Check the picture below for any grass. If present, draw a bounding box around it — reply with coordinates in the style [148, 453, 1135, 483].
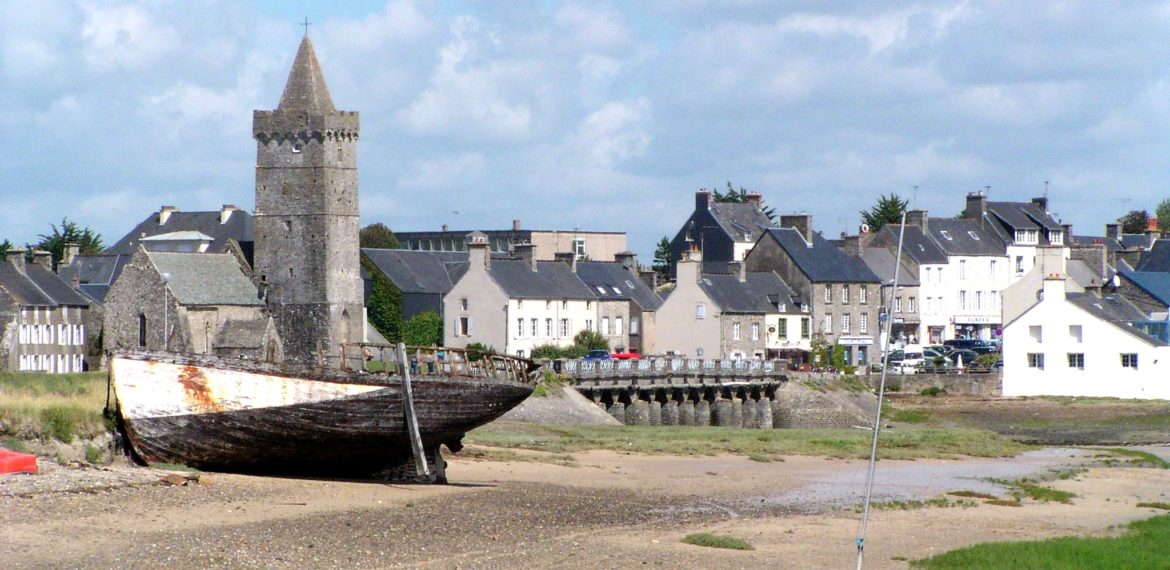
[466, 421, 1031, 461]
[1136, 502, 1170, 511]
[458, 446, 579, 467]
[681, 533, 754, 551]
[911, 514, 1170, 568]
[0, 371, 109, 442]
[888, 409, 931, 424]
[1094, 448, 1170, 469]
[1014, 483, 1076, 504]
[863, 497, 978, 511]
[948, 490, 998, 500]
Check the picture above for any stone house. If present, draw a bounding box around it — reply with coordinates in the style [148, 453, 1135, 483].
[965, 192, 1066, 282]
[853, 243, 921, 347]
[669, 190, 776, 277]
[443, 233, 597, 358]
[0, 249, 92, 373]
[397, 219, 627, 262]
[360, 249, 469, 328]
[573, 254, 663, 355]
[103, 248, 282, 361]
[744, 216, 881, 366]
[864, 213, 949, 345]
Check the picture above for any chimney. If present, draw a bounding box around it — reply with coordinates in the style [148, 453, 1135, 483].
[159, 205, 177, 225]
[1106, 223, 1120, 240]
[745, 192, 762, 208]
[676, 255, 701, 285]
[695, 190, 711, 212]
[441, 224, 448, 232]
[841, 234, 861, 256]
[1146, 217, 1161, 249]
[62, 243, 80, 268]
[554, 251, 577, 273]
[514, 242, 537, 272]
[1062, 223, 1073, 240]
[614, 251, 637, 270]
[729, 260, 746, 282]
[32, 249, 52, 271]
[466, 232, 490, 270]
[964, 192, 986, 221]
[780, 213, 813, 244]
[220, 204, 238, 224]
[905, 209, 928, 231]
[1042, 272, 1066, 304]
[1030, 196, 1049, 212]
[638, 269, 658, 290]
[512, 219, 521, 231]
[5, 247, 26, 274]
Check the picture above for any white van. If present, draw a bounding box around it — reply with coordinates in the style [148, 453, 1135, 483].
[899, 344, 925, 371]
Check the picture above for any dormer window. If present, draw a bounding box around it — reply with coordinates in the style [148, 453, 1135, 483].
[1049, 231, 1064, 245]
[1014, 229, 1039, 244]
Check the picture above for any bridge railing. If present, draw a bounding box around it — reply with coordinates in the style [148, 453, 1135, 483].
[560, 358, 787, 377]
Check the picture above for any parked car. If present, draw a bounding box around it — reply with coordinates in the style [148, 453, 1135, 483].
[583, 349, 612, 361]
[611, 352, 641, 360]
[943, 339, 997, 355]
[949, 349, 979, 367]
[924, 345, 951, 358]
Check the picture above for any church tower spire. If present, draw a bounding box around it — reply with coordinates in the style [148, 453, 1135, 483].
[252, 36, 363, 367]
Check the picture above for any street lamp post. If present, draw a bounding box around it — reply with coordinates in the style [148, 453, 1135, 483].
[161, 272, 172, 351]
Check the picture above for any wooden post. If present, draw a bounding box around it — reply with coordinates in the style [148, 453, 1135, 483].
[396, 342, 430, 478]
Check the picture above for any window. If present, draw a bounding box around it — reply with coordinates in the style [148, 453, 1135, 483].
[517, 318, 524, 337]
[1028, 353, 1044, 369]
[559, 318, 569, 337]
[733, 322, 741, 340]
[530, 318, 538, 338]
[338, 147, 343, 161]
[801, 318, 810, 338]
[138, 314, 147, 347]
[696, 302, 706, 319]
[959, 260, 967, 280]
[908, 297, 915, 313]
[959, 291, 967, 311]
[895, 297, 903, 313]
[630, 317, 639, 334]
[1015, 255, 1024, 274]
[586, 319, 594, 331]
[967, 230, 981, 241]
[545, 318, 553, 337]
[923, 267, 931, 283]
[940, 230, 953, 240]
[562, 300, 568, 310]
[823, 314, 833, 333]
[976, 291, 984, 311]
[1069, 325, 1082, 342]
[1015, 229, 1039, 244]
[859, 312, 868, 333]
[616, 317, 623, 335]
[841, 286, 850, 304]
[842, 314, 851, 334]
[1067, 353, 1084, 369]
[1050, 231, 1064, 245]
[751, 322, 760, 340]
[860, 285, 868, 304]
[573, 238, 586, 260]
[825, 286, 832, 303]
[1029, 325, 1043, 342]
[989, 260, 997, 279]
[460, 297, 469, 311]
[601, 317, 610, 335]
[777, 319, 788, 337]
[292, 143, 302, 154]
[1121, 353, 1139, 368]
[458, 317, 472, 337]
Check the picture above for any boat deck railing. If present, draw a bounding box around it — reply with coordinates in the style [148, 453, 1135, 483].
[343, 343, 536, 385]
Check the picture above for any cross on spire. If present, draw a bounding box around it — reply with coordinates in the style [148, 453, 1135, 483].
[301, 17, 311, 36]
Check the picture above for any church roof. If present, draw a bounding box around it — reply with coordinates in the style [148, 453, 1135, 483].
[278, 35, 335, 112]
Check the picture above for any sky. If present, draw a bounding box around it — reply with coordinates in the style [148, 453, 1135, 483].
[3, 1, 1169, 260]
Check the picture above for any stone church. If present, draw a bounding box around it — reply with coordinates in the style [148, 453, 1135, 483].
[104, 34, 366, 368]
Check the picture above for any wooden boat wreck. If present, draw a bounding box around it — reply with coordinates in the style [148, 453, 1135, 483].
[109, 345, 538, 481]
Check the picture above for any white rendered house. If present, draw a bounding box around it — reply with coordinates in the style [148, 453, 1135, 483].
[1002, 276, 1170, 400]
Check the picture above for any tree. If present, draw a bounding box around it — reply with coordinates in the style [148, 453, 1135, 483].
[860, 193, 909, 232]
[712, 181, 776, 220]
[572, 329, 608, 351]
[361, 256, 403, 342]
[1155, 199, 1170, 232]
[359, 222, 401, 249]
[402, 310, 443, 346]
[0, 239, 11, 258]
[1119, 210, 1151, 234]
[36, 218, 104, 269]
[652, 236, 672, 282]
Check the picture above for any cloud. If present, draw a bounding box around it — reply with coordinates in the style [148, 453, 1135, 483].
[80, 2, 177, 71]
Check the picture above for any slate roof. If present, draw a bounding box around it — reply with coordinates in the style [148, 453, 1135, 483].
[764, 228, 880, 283]
[1135, 240, 1170, 272]
[744, 271, 803, 312]
[709, 202, 775, 243]
[361, 249, 468, 295]
[278, 35, 335, 112]
[488, 259, 596, 300]
[575, 261, 662, 311]
[1066, 292, 1166, 346]
[1066, 259, 1105, 289]
[56, 254, 127, 304]
[146, 252, 262, 306]
[697, 274, 774, 313]
[860, 248, 920, 286]
[1121, 271, 1170, 307]
[926, 218, 1006, 256]
[215, 320, 270, 349]
[106, 210, 253, 256]
[0, 262, 91, 307]
[880, 225, 949, 265]
[987, 201, 1063, 231]
[1119, 234, 1148, 249]
[1070, 234, 1123, 252]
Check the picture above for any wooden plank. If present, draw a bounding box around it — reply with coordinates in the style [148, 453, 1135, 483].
[397, 342, 430, 478]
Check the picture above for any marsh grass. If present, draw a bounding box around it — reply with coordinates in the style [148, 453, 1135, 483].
[1095, 448, 1170, 469]
[912, 514, 1170, 569]
[681, 533, 754, 550]
[1014, 483, 1076, 504]
[1136, 502, 1170, 511]
[466, 421, 1030, 461]
[863, 497, 978, 511]
[948, 490, 998, 500]
[0, 371, 108, 442]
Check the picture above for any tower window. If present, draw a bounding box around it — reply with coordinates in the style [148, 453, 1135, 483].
[292, 143, 302, 154]
[289, 267, 294, 277]
[338, 147, 343, 161]
[284, 220, 292, 231]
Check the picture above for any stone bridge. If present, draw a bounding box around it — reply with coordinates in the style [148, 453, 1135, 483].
[557, 359, 797, 429]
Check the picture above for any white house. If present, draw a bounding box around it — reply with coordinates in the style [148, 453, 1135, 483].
[1003, 276, 1170, 400]
[925, 217, 1011, 342]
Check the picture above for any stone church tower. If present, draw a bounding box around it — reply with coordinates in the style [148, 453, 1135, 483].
[252, 35, 363, 366]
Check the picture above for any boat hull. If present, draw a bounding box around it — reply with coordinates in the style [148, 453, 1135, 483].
[111, 353, 533, 477]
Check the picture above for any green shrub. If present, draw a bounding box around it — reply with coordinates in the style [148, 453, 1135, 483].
[465, 343, 496, 362]
[530, 344, 566, 359]
[402, 310, 443, 346]
[85, 444, 104, 464]
[682, 533, 754, 550]
[919, 386, 947, 397]
[40, 405, 85, 442]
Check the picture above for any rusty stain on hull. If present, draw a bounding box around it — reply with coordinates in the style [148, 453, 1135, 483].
[177, 365, 224, 414]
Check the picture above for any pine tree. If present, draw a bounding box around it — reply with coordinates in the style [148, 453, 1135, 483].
[36, 218, 104, 269]
[1118, 210, 1150, 234]
[860, 193, 909, 231]
[652, 236, 672, 282]
[1155, 199, 1170, 232]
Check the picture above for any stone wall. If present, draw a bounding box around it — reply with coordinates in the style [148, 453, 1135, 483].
[867, 371, 1002, 397]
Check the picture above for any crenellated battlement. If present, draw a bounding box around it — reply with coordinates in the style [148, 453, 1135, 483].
[254, 129, 359, 146]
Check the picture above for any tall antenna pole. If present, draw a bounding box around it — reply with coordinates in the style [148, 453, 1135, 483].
[855, 211, 907, 569]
